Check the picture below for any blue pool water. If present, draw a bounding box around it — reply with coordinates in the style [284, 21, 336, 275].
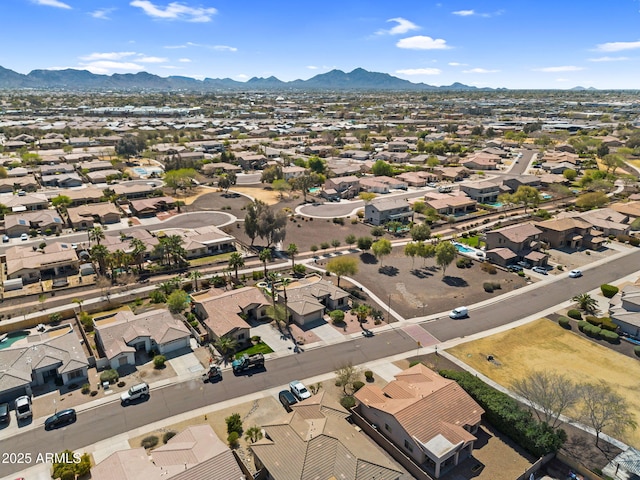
[0, 330, 29, 350]
[486, 202, 503, 208]
[454, 243, 474, 253]
[308, 187, 321, 193]
[542, 194, 552, 200]
[133, 166, 164, 177]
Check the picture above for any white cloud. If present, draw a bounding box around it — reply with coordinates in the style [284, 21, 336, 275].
[178, 58, 191, 62]
[448, 62, 467, 66]
[396, 68, 441, 75]
[396, 36, 450, 50]
[137, 56, 168, 63]
[588, 56, 629, 62]
[160, 65, 181, 69]
[452, 9, 503, 18]
[32, 0, 71, 8]
[534, 66, 584, 72]
[80, 52, 137, 61]
[164, 42, 237, 52]
[555, 78, 570, 82]
[236, 74, 249, 80]
[595, 40, 640, 52]
[130, 0, 217, 22]
[462, 68, 499, 73]
[306, 65, 318, 70]
[90, 8, 115, 19]
[452, 10, 475, 16]
[377, 17, 419, 35]
[211, 45, 237, 52]
[79, 60, 145, 74]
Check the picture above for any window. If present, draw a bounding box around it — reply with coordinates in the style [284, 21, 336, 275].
[238, 333, 245, 340]
[404, 439, 413, 452]
[384, 423, 391, 432]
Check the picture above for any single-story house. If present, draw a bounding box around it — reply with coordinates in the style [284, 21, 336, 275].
[5, 210, 64, 236]
[129, 196, 176, 217]
[66, 202, 122, 229]
[283, 279, 350, 326]
[609, 285, 640, 337]
[4, 242, 80, 283]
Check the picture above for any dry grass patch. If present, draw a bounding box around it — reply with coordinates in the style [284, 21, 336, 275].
[447, 318, 640, 447]
[230, 186, 281, 205]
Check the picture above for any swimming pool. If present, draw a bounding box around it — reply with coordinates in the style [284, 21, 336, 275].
[453, 243, 474, 253]
[0, 330, 29, 350]
[133, 166, 164, 177]
[308, 187, 321, 193]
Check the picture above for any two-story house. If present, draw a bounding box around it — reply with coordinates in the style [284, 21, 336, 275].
[365, 198, 413, 226]
[460, 181, 501, 204]
[484, 223, 547, 267]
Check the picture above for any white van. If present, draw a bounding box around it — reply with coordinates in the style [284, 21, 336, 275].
[15, 395, 32, 420]
[449, 307, 469, 319]
[120, 383, 149, 404]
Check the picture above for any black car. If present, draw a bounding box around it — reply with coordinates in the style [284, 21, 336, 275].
[0, 402, 9, 424]
[278, 390, 298, 412]
[44, 409, 76, 430]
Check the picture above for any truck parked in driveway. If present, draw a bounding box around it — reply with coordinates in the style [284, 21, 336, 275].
[232, 353, 265, 374]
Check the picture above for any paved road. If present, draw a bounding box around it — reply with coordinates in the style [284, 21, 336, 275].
[2, 248, 639, 477]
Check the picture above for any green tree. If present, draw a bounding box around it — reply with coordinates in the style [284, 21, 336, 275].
[371, 159, 394, 177]
[164, 168, 196, 194]
[326, 256, 359, 287]
[259, 248, 272, 278]
[345, 234, 356, 247]
[272, 179, 291, 199]
[266, 303, 289, 330]
[291, 172, 321, 202]
[218, 172, 237, 193]
[260, 165, 282, 183]
[167, 289, 189, 313]
[357, 236, 373, 251]
[562, 169, 577, 181]
[358, 192, 377, 203]
[228, 252, 245, 281]
[188, 270, 202, 291]
[371, 225, 386, 237]
[571, 292, 598, 314]
[331, 239, 341, 251]
[335, 363, 361, 395]
[410, 223, 431, 241]
[575, 191, 608, 209]
[372, 238, 392, 267]
[215, 336, 238, 360]
[435, 241, 457, 277]
[244, 200, 263, 246]
[130, 237, 147, 273]
[51, 195, 72, 212]
[115, 134, 146, 159]
[286, 243, 299, 268]
[308, 156, 326, 174]
[88, 226, 105, 245]
[512, 185, 542, 213]
[244, 425, 263, 443]
[602, 154, 624, 174]
[90, 244, 110, 275]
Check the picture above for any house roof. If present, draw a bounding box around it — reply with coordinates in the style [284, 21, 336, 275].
[491, 223, 542, 244]
[368, 198, 411, 213]
[195, 286, 267, 337]
[536, 217, 592, 232]
[6, 243, 79, 277]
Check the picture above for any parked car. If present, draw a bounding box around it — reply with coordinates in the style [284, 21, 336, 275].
[20, 233, 28, 241]
[2, 235, 9, 243]
[44, 409, 76, 430]
[507, 264, 523, 272]
[449, 306, 469, 319]
[0, 402, 9, 424]
[278, 390, 298, 412]
[517, 261, 532, 269]
[120, 383, 149, 405]
[14, 396, 32, 420]
[569, 269, 583, 278]
[289, 380, 311, 401]
[532, 266, 548, 275]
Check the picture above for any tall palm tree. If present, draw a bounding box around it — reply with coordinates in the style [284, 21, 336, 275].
[286, 243, 299, 268]
[353, 304, 372, 325]
[130, 238, 147, 273]
[188, 270, 202, 291]
[259, 248, 272, 279]
[571, 293, 598, 314]
[228, 252, 245, 281]
[88, 226, 105, 245]
[90, 244, 110, 276]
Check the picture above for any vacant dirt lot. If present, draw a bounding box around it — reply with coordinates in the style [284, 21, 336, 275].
[447, 318, 640, 449]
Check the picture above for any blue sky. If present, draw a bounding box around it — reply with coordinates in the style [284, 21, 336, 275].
[2, 0, 640, 89]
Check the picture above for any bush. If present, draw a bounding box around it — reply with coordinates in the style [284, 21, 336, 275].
[600, 284, 619, 298]
[584, 324, 602, 338]
[117, 381, 126, 388]
[141, 435, 159, 449]
[227, 431, 240, 448]
[585, 316, 602, 326]
[480, 262, 497, 274]
[634, 346, 640, 357]
[330, 310, 345, 325]
[293, 263, 306, 275]
[149, 290, 167, 304]
[81, 383, 91, 394]
[456, 258, 472, 268]
[90, 390, 98, 396]
[483, 282, 494, 293]
[252, 270, 262, 281]
[600, 318, 618, 331]
[364, 370, 374, 382]
[226, 413, 243, 435]
[599, 330, 619, 342]
[518, 270, 526, 277]
[352, 381, 365, 392]
[333, 217, 345, 225]
[440, 370, 566, 457]
[100, 369, 119, 384]
[251, 335, 261, 343]
[630, 237, 640, 247]
[340, 396, 356, 409]
[163, 431, 177, 444]
[558, 317, 570, 328]
[153, 355, 166, 369]
[577, 320, 589, 332]
[567, 309, 582, 320]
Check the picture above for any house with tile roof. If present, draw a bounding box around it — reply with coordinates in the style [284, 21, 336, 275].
[251, 391, 403, 480]
[91, 424, 246, 480]
[66, 202, 122, 229]
[282, 278, 350, 326]
[484, 223, 548, 267]
[4, 242, 79, 283]
[609, 285, 640, 337]
[365, 198, 413, 226]
[94, 308, 191, 369]
[536, 217, 606, 250]
[0, 325, 89, 404]
[354, 364, 484, 478]
[5, 209, 65, 236]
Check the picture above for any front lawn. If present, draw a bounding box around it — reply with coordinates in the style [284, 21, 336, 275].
[458, 235, 481, 247]
[234, 341, 274, 359]
[189, 252, 235, 267]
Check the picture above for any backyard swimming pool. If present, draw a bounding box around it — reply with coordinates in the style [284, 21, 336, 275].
[0, 330, 29, 350]
[453, 242, 474, 253]
[133, 166, 164, 177]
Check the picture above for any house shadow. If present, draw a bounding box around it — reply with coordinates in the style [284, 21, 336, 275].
[442, 276, 469, 287]
[360, 252, 377, 264]
[378, 265, 399, 276]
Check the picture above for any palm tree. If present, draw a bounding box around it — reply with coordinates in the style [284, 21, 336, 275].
[130, 238, 147, 273]
[352, 304, 372, 325]
[259, 248, 272, 279]
[571, 293, 598, 314]
[90, 244, 110, 276]
[188, 270, 202, 291]
[286, 243, 299, 268]
[244, 425, 263, 443]
[88, 226, 105, 245]
[228, 252, 245, 281]
[214, 335, 238, 362]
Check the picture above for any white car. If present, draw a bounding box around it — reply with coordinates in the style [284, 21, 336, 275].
[289, 381, 311, 401]
[120, 382, 149, 404]
[20, 233, 29, 241]
[569, 269, 582, 278]
[449, 307, 469, 319]
[15, 395, 32, 420]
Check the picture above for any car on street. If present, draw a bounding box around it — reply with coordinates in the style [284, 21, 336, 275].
[449, 306, 469, 319]
[2, 235, 9, 243]
[120, 382, 149, 405]
[532, 266, 548, 275]
[44, 409, 76, 430]
[278, 390, 298, 412]
[569, 269, 583, 278]
[20, 233, 28, 241]
[289, 380, 311, 401]
[0, 402, 9, 425]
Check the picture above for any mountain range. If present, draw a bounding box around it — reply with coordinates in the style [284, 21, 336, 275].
[0, 66, 486, 92]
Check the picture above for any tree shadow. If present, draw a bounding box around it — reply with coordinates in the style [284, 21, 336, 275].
[410, 267, 434, 279]
[360, 252, 378, 264]
[378, 265, 399, 276]
[442, 276, 469, 287]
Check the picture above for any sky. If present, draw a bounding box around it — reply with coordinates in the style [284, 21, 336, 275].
[2, 0, 640, 89]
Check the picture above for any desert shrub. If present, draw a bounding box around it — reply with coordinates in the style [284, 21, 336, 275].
[333, 217, 345, 225]
[600, 284, 619, 298]
[480, 262, 497, 274]
[340, 396, 356, 409]
[577, 320, 589, 332]
[518, 270, 526, 277]
[227, 431, 240, 448]
[616, 234, 631, 243]
[634, 346, 640, 357]
[409, 360, 423, 367]
[251, 335, 261, 343]
[599, 330, 619, 342]
[585, 316, 602, 326]
[149, 290, 166, 303]
[584, 324, 602, 338]
[351, 218, 358, 224]
[330, 310, 345, 325]
[81, 383, 91, 394]
[100, 369, 119, 384]
[163, 431, 177, 444]
[567, 309, 582, 320]
[153, 355, 166, 369]
[117, 381, 126, 388]
[456, 258, 472, 268]
[558, 317, 570, 328]
[226, 413, 243, 435]
[483, 282, 494, 293]
[630, 237, 640, 247]
[293, 263, 306, 275]
[600, 318, 618, 331]
[556, 265, 564, 271]
[79, 312, 94, 332]
[252, 271, 262, 281]
[141, 435, 159, 449]
[491, 281, 501, 290]
[352, 381, 365, 392]
[364, 370, 374, 381]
